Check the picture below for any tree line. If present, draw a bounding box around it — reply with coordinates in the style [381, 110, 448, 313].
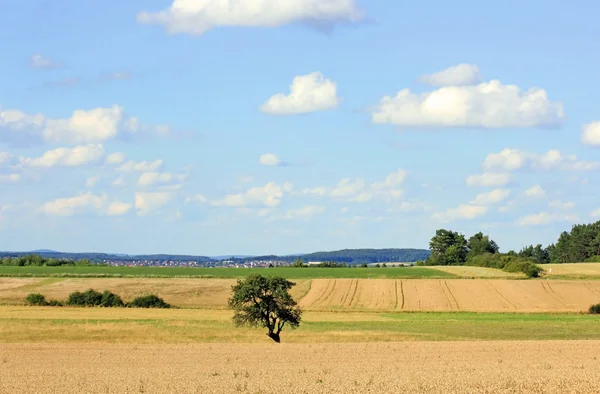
[1, 254, 92, 267]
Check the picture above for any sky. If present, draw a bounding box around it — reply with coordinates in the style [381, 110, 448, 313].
[1, 0, 600, 256]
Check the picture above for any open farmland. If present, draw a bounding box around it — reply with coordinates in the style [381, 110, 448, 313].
[544, 263, 600, 279]
[299, 279, 600, 312]
[1, 341, 600, 393]
[3, 277, 600, 312]
[421, 265, 526, 278]
[0, 266, 454, 279]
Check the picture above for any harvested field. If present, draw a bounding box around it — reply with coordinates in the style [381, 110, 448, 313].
[545, 263, 600, 278]
[0, 277, 311, 308]
[2, 306, 599, 343]
[422, 265, 525, 278]
[299, 279, 600, 312]
[1, 341, 599, 393]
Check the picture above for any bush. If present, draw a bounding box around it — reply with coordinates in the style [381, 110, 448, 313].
[47, 299, 63, 307]
[66, 289, 123, 307]
[128, 294, 170, 308]
[503, 260, 543, 278]
[589, 303, 600, 314]
[26, 293, 48, 306]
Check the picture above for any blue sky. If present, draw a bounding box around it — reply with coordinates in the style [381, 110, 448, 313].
[1, 0, 600, 255]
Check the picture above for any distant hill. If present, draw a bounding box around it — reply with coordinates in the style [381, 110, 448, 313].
[0, 248, 430, 264]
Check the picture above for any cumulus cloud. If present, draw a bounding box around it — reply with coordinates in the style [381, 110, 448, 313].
[20, 144, 105, 167]
[135, 192, 172, 215]
[581, 122, 600, 146]
[303, 169, 407, 203]
[483, 148, 600, 172]
[465, 172, 512, 187]
[106, 201, 132, 216]
[137, 172, 186, 187]
[86, 176, 100, 188]
[117, 159, 163, 172]
[0, 105, 171, 146]
[516, 212, 578, 226]
[548, 200, 576, 210]
[42, 192, 106, 216]
[261, 72, 340, 115]
[259, 153, 281, 166]
[0, 174, 20, 183]
[592, 209, 600, 218]
[137, 0, 364, 36]
[524, 185, 546, 198]
[211, 181, 293, 208]
[370, 77, 564, 128]
[432, 204, 488, 222]
[470, 189, 510, 205]
[105, 152, 126, 165]
[30, 53, 60, 69]
[271, 205, 326, 220]
[418, 64, 481, 87]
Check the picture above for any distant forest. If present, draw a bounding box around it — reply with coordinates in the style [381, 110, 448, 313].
[0, 248, 430, 264]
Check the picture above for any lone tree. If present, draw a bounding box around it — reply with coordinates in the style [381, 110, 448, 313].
[228, 274, 302, 343]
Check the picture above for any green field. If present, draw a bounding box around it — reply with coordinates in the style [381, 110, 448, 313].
[0, 266, 455, 279]
[0, 306, 598, 343]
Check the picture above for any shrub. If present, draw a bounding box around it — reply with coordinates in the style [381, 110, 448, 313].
[26, 293, 48, 306]
[503, 260, 543, 278]
[382, 263, 387, 268]
[100, 290, 124, 307]
[47, 299, 63, 307]
[589, 303, 600, 314]
[360, 263, 368, 268]
[66, 289, 123, 307]
[128, 294, 170, 308]
[374, 263, 380, 268]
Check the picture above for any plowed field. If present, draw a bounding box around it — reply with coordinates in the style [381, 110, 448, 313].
[299, 279, 600, 312]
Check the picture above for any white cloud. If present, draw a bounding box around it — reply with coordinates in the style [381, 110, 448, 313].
[117, 159, 163, 172]
[432, 204, 488, 222]
[134, 192, 172, 215]
[582, 122, 600, 146]
[470, 189, 510, 205]
[516, 212, 578, 226]
[211, 181, 293, 208]
[30, 54, 60, 69]
[0, 105, 170, 145]
[105, 152, 126, 165]
[86, 176, 100, 188]
[465, 172, 511, 187]
[418, 64, 481, 87]
[0, 174, 20, 183]
[259, 153, 281, 166]
[137, 172, 186, 187]
[303, 169, 406, 203]
[20, 144, 105, 167]
[106, 201, 132, 216]
[591, 209, 600, 218]
[137, 0, 364, 36]
[370, 79, 564, 128]
[273, 205, 326, 220]
[261, 72, 340, 115]
[548, 200, 576, 210]
[483, 148, 600, 172]
[524, 185, 546, 198]
[112, 176, 125, 187]
[0, 152, 12, 165]
[42, 192, 106, 216]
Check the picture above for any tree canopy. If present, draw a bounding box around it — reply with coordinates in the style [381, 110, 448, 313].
[228, 274, 302, 343]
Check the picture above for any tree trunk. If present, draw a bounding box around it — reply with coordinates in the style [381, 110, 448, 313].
[267, 331, 281, 343]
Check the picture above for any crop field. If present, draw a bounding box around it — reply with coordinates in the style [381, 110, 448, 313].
[3, 277, 600, 312]
[1, 341, 599, 393]
[544, 263, 600, 278]
[421, 265, 526, 278]
[1, 306, 600, 343]
[0, 265, 455, 279]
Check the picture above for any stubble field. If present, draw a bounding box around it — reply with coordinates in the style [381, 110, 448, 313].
[1, 341, 599, 393]
[3, 277, 600, 312]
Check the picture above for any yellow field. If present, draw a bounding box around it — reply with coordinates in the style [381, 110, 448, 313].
[2, 277, 600, 312]
[299, 279, 600, 312]
[0, 277, 311, 308]
[1, 341, 599, 393]
[422, 265, 525, 278]
[545, 263, 600, 277]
